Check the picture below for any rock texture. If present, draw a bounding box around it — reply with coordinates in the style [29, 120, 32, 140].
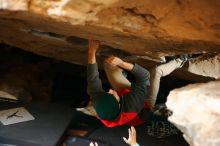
[166, 81, 220, 146]
[0, 47, 54, 102]
[0, 1, 220, 145]
[0, 61, 53, 102]
[0, 0, 220, 66]
[188, 54, 220, 79]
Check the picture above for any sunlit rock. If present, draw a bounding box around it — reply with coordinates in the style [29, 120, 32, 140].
[0, 0, 220, 81]
[0, 0, 220, 65]
[188, 54, 220, 79]
[166, 81, 220, 146]
[0, 0, 28, 10]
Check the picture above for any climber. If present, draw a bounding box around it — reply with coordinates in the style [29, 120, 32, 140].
[87, 40, 187, 127]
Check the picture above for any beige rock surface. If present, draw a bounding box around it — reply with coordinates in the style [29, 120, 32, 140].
[0, 91, 17, 100]
[166, 80, 220, 146]
[188, 54, 220, 79]
[0, 0, 220, 65]
[0, 1, 220, 145]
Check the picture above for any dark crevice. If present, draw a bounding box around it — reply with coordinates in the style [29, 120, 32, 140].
[20, 29, 88, 45]
[98, 45, 133, 59]
[20, 29, 66, 41]
[124, 7, 158, 25]
[19, 29, 139, 58]
[122, 7, 168, 39]
[176, 0, 182, 5]
[0, 43, 90, 105]
[66, 36, 88, 45]
[125, 8, 146, 19]
[210, 23, 220, 30]
[176, 0, 189, 5]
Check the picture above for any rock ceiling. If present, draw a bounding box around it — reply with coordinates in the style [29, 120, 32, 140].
[0, 1, 220, 146]
[0, 0, 220, 80]
[0, 0, 220, 66]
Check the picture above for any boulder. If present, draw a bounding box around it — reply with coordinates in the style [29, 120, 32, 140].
[0, 0, 220, 65]
[166, 80, 220, 146]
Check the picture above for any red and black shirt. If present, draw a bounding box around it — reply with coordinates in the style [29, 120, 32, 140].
[87, 63, 150, 127]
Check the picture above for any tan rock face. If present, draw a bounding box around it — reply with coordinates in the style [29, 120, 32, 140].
[188, 54, 220, 79]
[0, 0, 220, 65]
[0, 1, 220, 145]
[166, 81, 220, 146]
[0, 0, 29, 11]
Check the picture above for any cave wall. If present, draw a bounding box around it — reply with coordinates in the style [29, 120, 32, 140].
[0, 0, 220, 66]
[0, 1, 220, 146]
[167, 80, 220, 146]
[0, 44, 90, 104]
[0, 45, 54, 102]
[0, 0, 219, 97]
